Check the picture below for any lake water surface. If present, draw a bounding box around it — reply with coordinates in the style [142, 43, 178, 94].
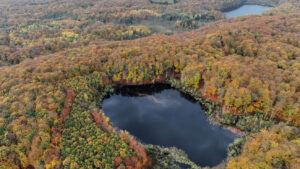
[102, 87, 238, 167]
[225, 5, 273, 18]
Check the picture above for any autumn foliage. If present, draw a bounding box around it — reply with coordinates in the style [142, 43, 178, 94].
[0, 0, 299, 168]
[227, 124, 300, 169]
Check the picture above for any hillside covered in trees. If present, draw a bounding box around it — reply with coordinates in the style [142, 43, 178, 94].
[0, 0, 299, 169]
[1, 0, 297, 66]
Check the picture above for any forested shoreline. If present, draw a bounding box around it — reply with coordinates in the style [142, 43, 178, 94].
[1, 0, 297, 66]
[0, 0, 299, 168]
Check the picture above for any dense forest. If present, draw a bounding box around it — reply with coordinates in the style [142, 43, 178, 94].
[0, 0, 299, 168]
[1, 0, 291, 66]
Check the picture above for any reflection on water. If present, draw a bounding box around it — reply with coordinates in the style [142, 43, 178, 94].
[225, 5, 273, 18]
[102, 88, 238, 167]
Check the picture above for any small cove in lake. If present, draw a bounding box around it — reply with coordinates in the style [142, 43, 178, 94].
[225, 5, 273, 18]
[102, 85, 238, 167]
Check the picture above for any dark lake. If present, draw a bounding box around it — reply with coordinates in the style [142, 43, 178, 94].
[225, 5, 273, 18]
[102, 86, 238, 167]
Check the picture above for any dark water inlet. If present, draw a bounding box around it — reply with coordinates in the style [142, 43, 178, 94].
[102, 85, 238, 167]
[225, 5, 273, 18]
